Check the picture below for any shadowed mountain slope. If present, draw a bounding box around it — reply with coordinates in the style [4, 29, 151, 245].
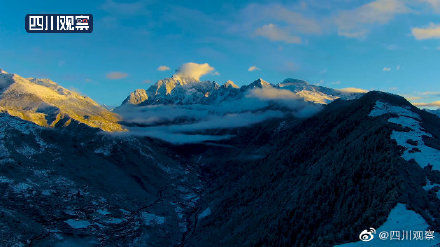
[185, 91, 440, 246]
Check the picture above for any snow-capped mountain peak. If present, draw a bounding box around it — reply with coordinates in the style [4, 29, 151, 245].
[138, 76, 220, 105]
[248, 78, 272, 88]
[171, 74, 200, 84]
[121, 76, 366, 107]
[223, 80, 239, 89]
[0, 70, 124, 132]
[147, 75, 205, 97]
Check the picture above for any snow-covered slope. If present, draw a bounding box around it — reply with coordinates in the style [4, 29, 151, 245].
[0, 69, 124, 132]
[278, 78, 365, 104]
[370, 100, 440, 170]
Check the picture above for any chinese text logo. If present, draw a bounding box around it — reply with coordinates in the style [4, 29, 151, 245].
[359, 228, 435, 242]
[25, 14, 93, 33]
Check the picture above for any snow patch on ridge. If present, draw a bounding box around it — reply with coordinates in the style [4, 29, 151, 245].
[369, 101, 440, 170]
[198, 207, 211, 219]
[64, 219, 91, 229]
[369, 101, 419, 119]
[423, 180, 440, 191]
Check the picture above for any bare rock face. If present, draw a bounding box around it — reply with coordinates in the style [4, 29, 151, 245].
[123, 89, 149, 105]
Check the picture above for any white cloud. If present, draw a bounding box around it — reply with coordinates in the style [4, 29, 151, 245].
[173, 62, 215, 81]
[124, 128, 232, 144]
[421, 91, 440, 96]
[262, 5, 322, 34]
[336, 88, 369, 93]
[101, 0, 148, 15]
[116, 102, 281, 144]
[171, 111, 284, 132]
[396, 65, 400, 70]
[248, 87, 299, 100]
[116, 88, 322, 143]
[255, 24, 302, 44]
[157, 65, 170, 71]
[418, 0, 440, 12]
[404, 95, 422, 101]
[414, 101, 440, 107]
[383, 67, 392, 72]
[106, 71, 128, 80]
[248, 66, 261, 72]
[233, 1, 419, 41]
[404, 91, 440, 107]
[412, 23, 440, 40]
[246, 87, 322, 116]
[334, 0, 409, 38]
[239, 4, 323, 35]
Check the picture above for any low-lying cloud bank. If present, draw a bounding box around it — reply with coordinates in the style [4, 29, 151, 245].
[246, 87, 322, 117]
[117, 88, 322, 144]
[336, 88, 368, 93]
[414, 101, 440, 108]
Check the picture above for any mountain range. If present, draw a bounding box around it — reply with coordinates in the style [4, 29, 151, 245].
[120, 76, 365, 107]
[0, 69, 440, 246]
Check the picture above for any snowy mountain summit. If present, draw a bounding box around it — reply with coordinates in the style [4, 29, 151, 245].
[223, 80, 239, 89]
[144, 76, 223, 104]
[242, 78, 272, 90]
[0, 69, 123, 132]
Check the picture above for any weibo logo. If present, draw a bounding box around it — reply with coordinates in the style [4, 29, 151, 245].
[359, 228, 376, 242]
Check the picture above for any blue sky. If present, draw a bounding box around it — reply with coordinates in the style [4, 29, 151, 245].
[1, 0, 440, 107]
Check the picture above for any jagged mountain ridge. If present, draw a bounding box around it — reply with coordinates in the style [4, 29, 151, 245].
[0, 69, 124, 132]
[121, 77, 365, 106]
